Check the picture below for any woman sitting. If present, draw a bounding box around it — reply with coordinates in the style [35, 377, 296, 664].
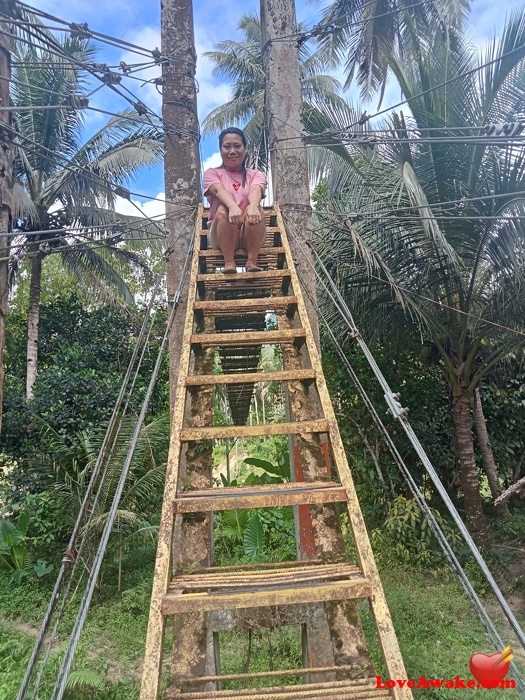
[203, 127, 267, 273]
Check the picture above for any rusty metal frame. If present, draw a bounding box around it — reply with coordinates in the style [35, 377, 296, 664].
[141, 203, 411, 700]
[140, 205, 204, 700]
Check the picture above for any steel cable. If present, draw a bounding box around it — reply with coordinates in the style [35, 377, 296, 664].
[283, 211, 525, 652]
[48, 234, 194, 700]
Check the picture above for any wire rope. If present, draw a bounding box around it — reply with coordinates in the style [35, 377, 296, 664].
[49, 233, 194, 700]
[16, 273, 165, 700]
[309, 289, 525, 695]
[283, 210, 525, 652]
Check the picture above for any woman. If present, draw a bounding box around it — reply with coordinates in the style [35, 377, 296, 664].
[203, 127, 267, 273]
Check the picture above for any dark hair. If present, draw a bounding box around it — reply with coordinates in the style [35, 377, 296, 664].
[219, 127, 247, 185]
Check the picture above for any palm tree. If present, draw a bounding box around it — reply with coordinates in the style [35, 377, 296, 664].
[311, 9, 525, 544]
[313, 0, 469, 101]
[34, 412, 169, 588]
[202, 13, 350, 167]
[10, 36, 163, 398]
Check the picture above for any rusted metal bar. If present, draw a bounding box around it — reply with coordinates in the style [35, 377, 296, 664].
[191, 329, 306, 348]
[180, 419, 329, 441]
[168, 678, 389, 699]
[193, 297, 297, 316]
[197, 270, 290, 283]
[186, 369, 315, 386]
[173, 563, 360, 587]
[161, 578, 373, 614]
[178, 665, 363, 683]
[199, 247, 285, 258]
[174, 483, 347, 512]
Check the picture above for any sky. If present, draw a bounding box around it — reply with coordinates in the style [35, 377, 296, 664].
[25, 0, 521, 220]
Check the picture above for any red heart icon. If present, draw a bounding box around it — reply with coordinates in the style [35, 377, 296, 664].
[470, 653, 510, 686]
[232, 183, 241, 191]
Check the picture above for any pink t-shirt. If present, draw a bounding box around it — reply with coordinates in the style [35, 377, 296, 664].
[203, 167, 267, 220]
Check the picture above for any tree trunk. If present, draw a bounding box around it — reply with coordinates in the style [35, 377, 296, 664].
[452, 395, 489, 546]
[26, 253, 43, 399]
[473, 387, 509, 519]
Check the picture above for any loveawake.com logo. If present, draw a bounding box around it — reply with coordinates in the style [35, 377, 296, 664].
[376, 645, 516, 690]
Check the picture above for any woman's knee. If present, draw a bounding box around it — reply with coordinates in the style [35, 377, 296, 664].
[215, 205, 229, 222]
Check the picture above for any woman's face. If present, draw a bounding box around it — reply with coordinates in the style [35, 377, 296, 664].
[220, 133, 246, 169]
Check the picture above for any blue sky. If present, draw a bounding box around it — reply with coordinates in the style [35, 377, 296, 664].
[27, 0, 521, 218]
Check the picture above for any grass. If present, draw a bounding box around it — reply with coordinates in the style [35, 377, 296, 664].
[2, 554, 524, 699]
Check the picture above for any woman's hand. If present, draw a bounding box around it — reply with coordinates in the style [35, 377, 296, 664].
[245, 204, 262, 226]
[229, 204, 243, 224]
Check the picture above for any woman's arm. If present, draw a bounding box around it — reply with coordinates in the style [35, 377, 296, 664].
[245, 185, 264, 225]
[207, 183, 243, 223]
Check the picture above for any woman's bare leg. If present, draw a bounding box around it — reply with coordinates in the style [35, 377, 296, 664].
[242, 206, 266, 269]
[210, 205, 240, 271]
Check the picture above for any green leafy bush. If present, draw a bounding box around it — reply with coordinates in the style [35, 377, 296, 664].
[372, 496, 462, 567]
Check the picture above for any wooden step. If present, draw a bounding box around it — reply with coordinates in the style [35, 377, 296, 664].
[174, 481, 347, 513]
[191, 329, 306, 348]
[176, 664, 362, 685]
[180, 419, 329, 442]
[162, 561, 372, 614]
[198, 247, 285, 258]
[168, 678, 390, 699]
[186, 369, 316, 386]
[197, 270, 290, 284]
[193, 296, 297, 318]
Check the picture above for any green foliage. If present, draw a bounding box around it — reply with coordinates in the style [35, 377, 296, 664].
[372, 496, 462, 567]
[0, 509, 51, 584]
[1, 294, 169, 456]
[215, 451, 295, 562]
[243, 512, 265, 560]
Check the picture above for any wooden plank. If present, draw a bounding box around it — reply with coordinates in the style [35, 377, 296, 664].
[139, 207, 203, 700]
[186, 369, 315, 386]
[180, 419, 329, 442]
[275, 204, 411, 699]
[174, 482, 347, 512]
[197, 269, 290, 283]
[191, 329, 305, 348]
[161, 578, 373, 614]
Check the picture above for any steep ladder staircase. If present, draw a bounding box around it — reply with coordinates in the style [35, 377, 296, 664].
[140, 205, 412, 700]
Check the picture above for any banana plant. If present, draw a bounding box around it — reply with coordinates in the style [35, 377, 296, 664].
[0, 510, 32, 583]
[215, 453, 294, 561]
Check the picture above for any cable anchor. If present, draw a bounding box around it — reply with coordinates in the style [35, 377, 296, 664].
[65, 95, 89, 109]
[151, 47, 164, 64]
[119, 61, 132, 74]
[69, 22, 91, 40]
[133, 101, 148, 116]
[62, 548, 77, 566]
[385, 391, 409, 419]
[345, 212, 363, 223]
[112, 185, 131, 200]
[101, 72, 122, 86]
[484, 121, 524, 137]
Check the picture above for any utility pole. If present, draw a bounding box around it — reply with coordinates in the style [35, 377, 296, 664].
[260, 0, 318, 342]
[260, 0, 372, 678]
[162, 0, 201, 411]
[160, 0, 215, 693]
[0, 3, 15, 434]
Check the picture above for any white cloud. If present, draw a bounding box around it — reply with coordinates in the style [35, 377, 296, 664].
[202, 151, 222, 170]
[114, 192, 165, 222]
